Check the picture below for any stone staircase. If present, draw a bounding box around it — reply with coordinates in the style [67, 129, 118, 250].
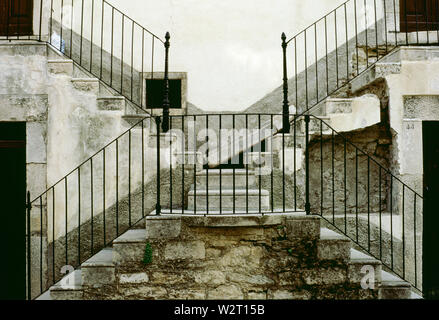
[38, 213, 421, 300]
[46, 44, 149, 124]
[188, 169, 270, 212]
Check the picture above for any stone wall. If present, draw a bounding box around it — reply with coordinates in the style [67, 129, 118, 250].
[81, 215, 377, 300]
[308, 123, 392, 215]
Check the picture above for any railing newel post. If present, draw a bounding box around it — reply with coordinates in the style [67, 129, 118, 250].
[162, 32, 171, 133]
[282, 32, 290, 133]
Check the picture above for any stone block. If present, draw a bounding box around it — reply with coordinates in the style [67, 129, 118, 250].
[113, 230, 147, 265]
[119, 286, 167, 299]
[285, 216, 321, 240]
[71, 78, 100, 94]
[207, 284, 244, 300]
[219, 246, 263, 268]
[226, 273, 274, 286]
[318, 228, 351, 262]
[164, 241, 206, 260]
[247, 291, 267, 300]
[145, 216, 181, 239]
[97, 96, 125, 111]
[302, 267, 348, 286]
[119, 273, 149, 284]
[194, 270, 226, 286]
[47, 60, 73, 76]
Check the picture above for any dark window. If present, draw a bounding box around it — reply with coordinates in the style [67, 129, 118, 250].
[400, 0, 439, 32]
[145, 79, 182, 109]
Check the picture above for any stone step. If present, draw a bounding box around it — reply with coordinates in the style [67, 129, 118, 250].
[195, 169, 257, 189]
[97, 96, 126, 111]
[318, 228, 351, 262]
[348, 248, 382, 284]
[81, 248, 115, 287]
[113, 229, 147, 265]
[71, 78, 99, 94]
[325, 98, 353, 114]
[188, 187, 270, 211]
[47, 59, 74, 76]
[378, 270, 412, 300]
[49, 269, 83, 300]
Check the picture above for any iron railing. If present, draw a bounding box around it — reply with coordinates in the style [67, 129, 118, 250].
[26, 110, 422, 298]
[281, 0, 439, 124]
[1, 0, 170, 116]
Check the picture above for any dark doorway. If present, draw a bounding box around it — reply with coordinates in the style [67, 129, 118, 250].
[423, 121, 439, 299]
[0, 123, 26, 300]
[0, 0, 33, 36]
[400, 0, 439, 32]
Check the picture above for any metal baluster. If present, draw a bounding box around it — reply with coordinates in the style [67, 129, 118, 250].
[129, 130, 132, 224]
[89, 0, 94, 72]
[362, 0, 369, 68]
[80, 0, 84, 65]
[121, 14, 125, 94]
[332, 130, 335, 224]
[193, 115, 197, 214]
[90, 158, 94, 255]
[219, 115, 222, 214]
[156, 117, 161, 216]
[344, 139, 347, 233]
[344, 3, 349, 82]
[402, 185, 406, 279]
[367, 157, 370, 251]
[170, 117, 173, 214]
[356, 149, 359, 242]
[78, 167, 81, 264]
[271, 115, 274, 212]
[181, 115, 185, 215]
[354, 0, 359, 75]
[379, 167, 382, 260]
[142, 120, 145, 217]
[40, 196, 43, 293]
[52, 187, 55, 284]
[413, 194, 417, 288]
[305, 115, 310, 215]
[390, 175, 394, 269]
[103, 149, 106, 245]
[320, 120, 323, 216]
[110, 7, 114, 86]
[26, 192, 31, 300]
[116, 139, 119, 235]
[65, 178, 68, 267]
[315, 24, 319, 102]
[131, 21, 134, 101]
[206, 115, 209, 215]
[246, 115, 249, 213]
[282, 33, 290, 133]
[335, 10, 339, 87]
[258, 114, 262, 213]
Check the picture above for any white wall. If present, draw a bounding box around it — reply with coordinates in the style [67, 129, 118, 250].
[99, 0, 348, 111]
